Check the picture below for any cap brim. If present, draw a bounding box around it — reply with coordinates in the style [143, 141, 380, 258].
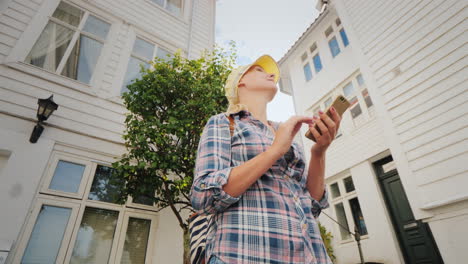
[251, 55, 280, 83]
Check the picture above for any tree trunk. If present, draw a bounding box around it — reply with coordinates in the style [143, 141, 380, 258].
[183, 227, 190, 264]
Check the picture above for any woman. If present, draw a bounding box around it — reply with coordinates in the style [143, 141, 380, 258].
[190, 54, 341, 264]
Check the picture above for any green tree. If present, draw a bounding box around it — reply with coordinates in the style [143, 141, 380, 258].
[319, 222, 337, 263]
[111, 42, 237, 263]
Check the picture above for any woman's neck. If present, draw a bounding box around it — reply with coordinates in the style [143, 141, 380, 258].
[242, 101, 269, 124]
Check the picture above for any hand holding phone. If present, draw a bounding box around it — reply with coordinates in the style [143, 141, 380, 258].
[305, 95, 350, 142]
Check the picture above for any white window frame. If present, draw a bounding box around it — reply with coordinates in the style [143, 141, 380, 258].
[328, 175, 369, 243]
[325, 16, 349, 59]
[309, 42, 322, 74]
[63, 201, 125, 263]
[114, 210, 159, 264]
[15, 149, 161, 263]
[341, 72, 374, 127]
[5, 0, 117, 94]
[146, 0, 185, 17]
[11, 197, 81, 264]
[40, 151, 94, 200]
[119, 33, 173, 96]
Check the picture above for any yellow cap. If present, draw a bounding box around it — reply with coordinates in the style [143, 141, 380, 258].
[224, 54, 280, 115]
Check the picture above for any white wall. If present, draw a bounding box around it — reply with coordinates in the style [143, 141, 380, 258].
[331, 0, 468, 261]
[0, 0, 215, 262]
[278, 7, 405, 264]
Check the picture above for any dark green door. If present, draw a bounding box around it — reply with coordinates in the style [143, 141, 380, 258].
[373, 156, 444, 264]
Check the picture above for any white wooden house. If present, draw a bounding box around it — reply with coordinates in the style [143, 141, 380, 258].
[0, 0, 215, 263]
[279, 0, 466, 263]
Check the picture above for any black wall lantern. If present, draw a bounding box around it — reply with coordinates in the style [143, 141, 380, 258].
[29, 95, 58, 143]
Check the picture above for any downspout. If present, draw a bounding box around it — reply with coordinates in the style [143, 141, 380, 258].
[186, 0, 196, 59]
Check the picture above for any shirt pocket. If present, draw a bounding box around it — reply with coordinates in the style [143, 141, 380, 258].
[231, 125, 267, 163]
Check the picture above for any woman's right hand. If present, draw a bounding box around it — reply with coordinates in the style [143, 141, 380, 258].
[271, 115, 314, 156]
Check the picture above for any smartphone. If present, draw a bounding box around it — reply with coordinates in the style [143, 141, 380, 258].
[305, 95, 351, 142]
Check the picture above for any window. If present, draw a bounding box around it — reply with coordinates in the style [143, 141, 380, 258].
[306, 42, 322, 74]
[340, 29, 349, 47]
[21, 205, 72, 263]
[343, 81, 362, 119]
[49, 160, 86, 193]
[362, 89, 373, 108]
[88, 165, 125, 203]
[325, 17, 349, 59]
[14, 150, 158, 263]
[70, 207, 118, 263]
[121, 37, 171, 94]
[325, 26, 333, 37]
[301, 52, 308, 62]
[313, 54, 322, 73]
[121, 217, 151, 263]
[309, 43, 317, 53]
[334, 203, 351, 240]
[329, 175, 368, 241]
[25, 2, 111, 84]
[150, 0, 183, 16]
[303, 63, 312, 81]
[343, 176, 355, 192]
[330, 182, 341, 198]
[349, 198, 368, 235]
[335, 18, 341, 27]
[328, 37, 341, 58]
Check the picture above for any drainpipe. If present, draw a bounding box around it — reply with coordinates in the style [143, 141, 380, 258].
[186, 0, 196, 59]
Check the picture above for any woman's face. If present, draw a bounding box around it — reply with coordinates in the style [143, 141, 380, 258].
[238, 65, 277, 93]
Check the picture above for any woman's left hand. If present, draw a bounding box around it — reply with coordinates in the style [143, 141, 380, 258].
[309, 106, 342, 155]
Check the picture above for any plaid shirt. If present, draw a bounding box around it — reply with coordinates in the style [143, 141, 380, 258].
[190, 110, 332, 264]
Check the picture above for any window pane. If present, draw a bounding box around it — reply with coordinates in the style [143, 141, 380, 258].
[350, 102, 362, 118]
[26, 21, 75, 72]
[132, 38, 154, 60]
[324, 97, 332, 108]
[49, 160, 86, 193]
[362, 89, 373, 108]
[156, 47, 171, 62]
[334, 203, 350, 240]
[303, 63, 312, 81]
[21, 206, 71, 264]
[301, 52, 307, 62]
[167, 0, 182, 15]
[330, 183, 341, 198]
[328, 37, 341, 57]
[120, 218, 151, 264]
[121, 57, 150, 94]
[150, 0, 164, 7]
[356, 74, 365, 86]
[343, 82, 354, 98]
[52, 2, 83, 27]
[313, 54, 322, 73]
[61, 35, 103, 84]
[343, 176, 355, 192]
[70, 207, 118, 264]
[309, 43, 317, 53]
[133, 196, 154, 206]
[349, 198, 368, 235]
[88, 165, 124, 203]
[340, 28, 349, 47]
[336, 18, 341, 26]
[325, 26, 333, 37]
[82, 15, 110, 39]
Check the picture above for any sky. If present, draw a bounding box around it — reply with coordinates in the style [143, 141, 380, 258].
[215, 0, 320, 121]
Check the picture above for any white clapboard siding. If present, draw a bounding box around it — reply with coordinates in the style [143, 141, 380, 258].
[0, 0, 215, 145]
[342, 0, 468, 188]
[318, 117, 387, 177]
[0, 0, 42, 60]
